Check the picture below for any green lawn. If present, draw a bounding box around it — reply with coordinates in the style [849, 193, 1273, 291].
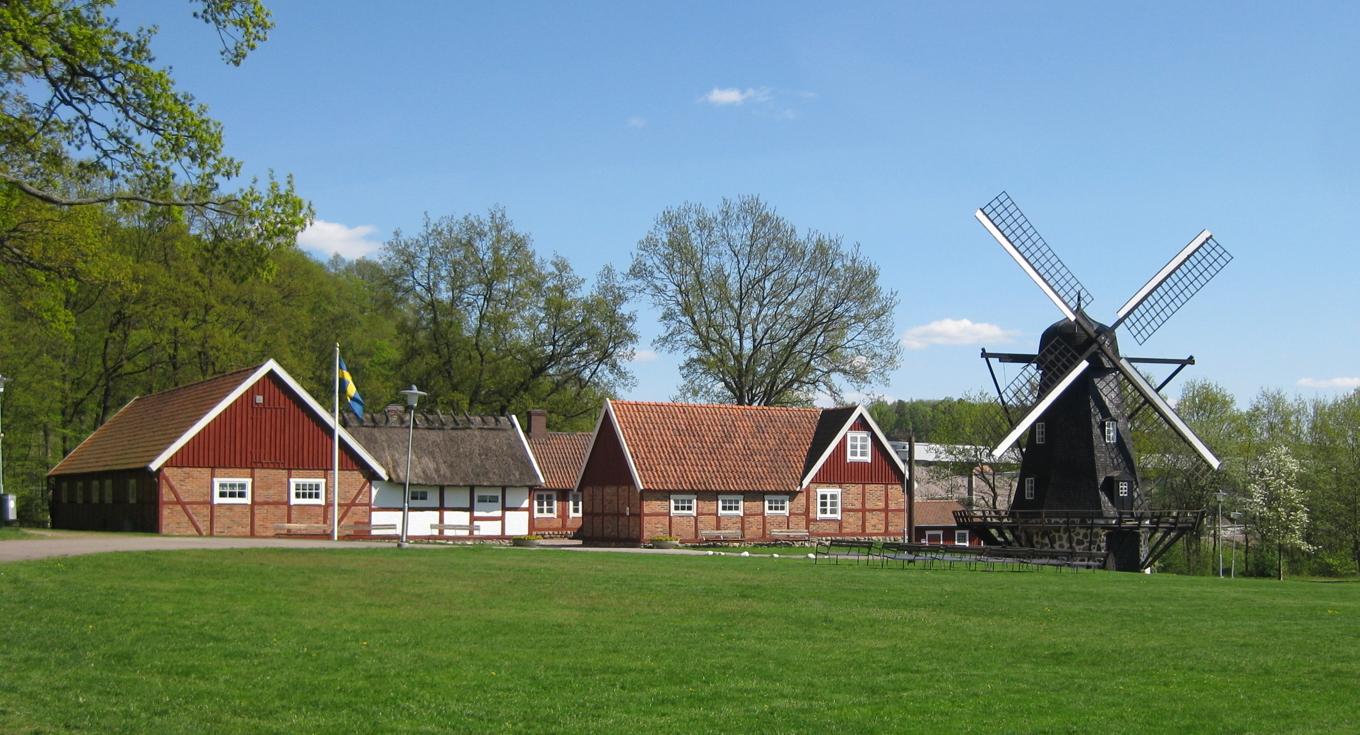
[0, 526, 34, 540]
[1, 547, 1357, 734]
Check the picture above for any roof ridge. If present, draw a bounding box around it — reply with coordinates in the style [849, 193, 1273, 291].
[134, 362, 264, 400]
[610, 399, 824, 413]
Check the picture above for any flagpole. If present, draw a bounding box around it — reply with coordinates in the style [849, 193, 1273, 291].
[332, 342, 341, 541]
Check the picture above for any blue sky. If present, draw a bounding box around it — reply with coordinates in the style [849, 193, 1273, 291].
[125, 1, 1360, 405]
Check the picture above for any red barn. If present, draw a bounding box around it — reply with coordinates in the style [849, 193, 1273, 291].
[911, 500, 983, 547]
[577, 401, 907, 544]
[523, 410, 590, 538]
[47, 360, 388, 536]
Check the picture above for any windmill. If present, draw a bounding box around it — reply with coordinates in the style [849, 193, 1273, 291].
[955, 192, 1233, 571]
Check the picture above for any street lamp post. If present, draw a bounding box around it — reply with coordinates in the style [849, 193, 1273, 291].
[397, 385, 427, 549]
[1215, 490, 1227, 578]
[0, 374, 9, 524]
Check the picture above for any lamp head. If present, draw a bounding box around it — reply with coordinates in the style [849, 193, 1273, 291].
[398, 385, 427, 409]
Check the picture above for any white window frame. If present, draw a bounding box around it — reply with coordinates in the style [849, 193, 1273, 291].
[1035, 422, 1046, 445]
[718, 494, 743, 516]
[1024, 477, 1035, 500]
[534, 490, 557, 517]
[213, 478, 252, 505]
[955, 530, 970, 546]
[289, 478, 325, 506]
[670, 494, 696, 516]
[926, 530, 943, 544]
[1118, 480, 1130, 498]
[764, 495, 789, 516]
[846, 431, 871, 463]
[1104, 420, 1117, 444]
[816, 488, 842, 520]
[568, 491, 582, 518]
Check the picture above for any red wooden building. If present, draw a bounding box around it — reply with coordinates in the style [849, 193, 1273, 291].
[47, 360, 388, 536]
[576, 400, 908, 544]
[524, 410, 590, 538]
[911, 500, 983, 546]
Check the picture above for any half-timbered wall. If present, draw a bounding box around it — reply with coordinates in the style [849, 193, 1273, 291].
[367, 481, 536, 538]
[157, 466, 371, 536]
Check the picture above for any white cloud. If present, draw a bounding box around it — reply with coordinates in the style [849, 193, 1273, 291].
[1297, 377, 1360, 390]
[700, 87, 771, 106]
[901, 318, 1019, 350]
[631, 349, 659, 363]
[626, 116, 647, 128]
[297, 219, 383, 260]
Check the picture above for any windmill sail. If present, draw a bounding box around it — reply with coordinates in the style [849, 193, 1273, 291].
[1114, 230, 1232, 344]
[976, 192, 1093, 321]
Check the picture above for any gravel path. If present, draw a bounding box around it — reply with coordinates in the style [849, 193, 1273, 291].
[0, 529, 394, 563]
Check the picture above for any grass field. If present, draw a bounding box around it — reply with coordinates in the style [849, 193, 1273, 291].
[2, 546, 1357, 734]
[0, 526, 34, 540]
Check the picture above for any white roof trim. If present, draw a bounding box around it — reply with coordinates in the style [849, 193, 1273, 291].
[147, 359, 389, 480]
[572, 404, 608, 491]
[799, 405, 906, 488]
[510, 414, 546, 486]
[575, 400, 645, 491]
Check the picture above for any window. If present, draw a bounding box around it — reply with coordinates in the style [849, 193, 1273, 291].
[670, 495, 696, 516]
[1024, 477, 1035, 500]
[410, 490, 431, 502]
[1035, 422, 1046, 445]
[290, 478, 325, 505]
[764, 495, 789, 516]
[718, 495, 742, 516]
[1104, 420, 1117, 444]
[926, 530, 943, 544]
[846, 431, 871, 462]
[213, 478, 251, 505]
[1118, 481, 1130, 498]
[534, 491, 557, 517]
[569, 492, 582, 517]
[127, 478, 138, 504]
[104, 479, 113, 504]
[76, 482, 84, 504]
[474, 490, 502, 515]
[816, 489, 841, 520]
[955, 530, 970, 546]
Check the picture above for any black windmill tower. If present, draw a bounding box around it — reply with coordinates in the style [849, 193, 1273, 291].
[957, 192, 1233, 571]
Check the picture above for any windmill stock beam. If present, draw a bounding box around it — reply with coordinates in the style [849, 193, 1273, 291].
[980, 350, 1195, 367]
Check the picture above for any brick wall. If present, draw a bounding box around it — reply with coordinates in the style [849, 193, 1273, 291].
[158, 465, 371, 537]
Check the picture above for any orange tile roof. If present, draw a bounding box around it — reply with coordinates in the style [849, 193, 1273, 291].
[914, 500, 965, 527]
[607, 400, 854, 493]
[49, 364, 263, 475]
[527, 431, 591, 489]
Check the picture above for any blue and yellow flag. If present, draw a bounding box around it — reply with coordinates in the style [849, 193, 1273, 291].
[338, 357, 365, 417]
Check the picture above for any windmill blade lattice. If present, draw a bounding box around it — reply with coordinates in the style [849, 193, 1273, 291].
[1100, 372, 1222, 490]
[1117, 234, 1232, 344]
[980, 192, 1094, 314]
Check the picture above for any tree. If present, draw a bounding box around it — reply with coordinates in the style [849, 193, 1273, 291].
[382, 208, 636, 427]
[628, 195, 899, 405]
[1, 0, 308, 282]
[1244, 443, 1312, 580]
[929, 393, 1014, 509]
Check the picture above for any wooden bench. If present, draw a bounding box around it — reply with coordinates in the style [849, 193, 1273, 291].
[699, 529, 742, 542]
[769, 529, 810, 541]
[342, 523, 397, 535]
[274, 523, 329, 535]
[431, 523, 477, 535]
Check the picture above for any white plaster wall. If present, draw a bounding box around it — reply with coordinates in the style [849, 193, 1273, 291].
[372, 481, 439, 508]
[505, 510, 528, 536]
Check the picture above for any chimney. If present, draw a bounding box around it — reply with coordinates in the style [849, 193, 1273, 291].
[528, 409, 548, 436]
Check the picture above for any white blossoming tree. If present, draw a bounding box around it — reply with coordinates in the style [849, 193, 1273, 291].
[1244, 444, 1313, 580]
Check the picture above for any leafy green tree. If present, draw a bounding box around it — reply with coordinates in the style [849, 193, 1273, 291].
[382, 208, 636, 427]
[0, 0, 308, 283]
[629, 195, 899, 405]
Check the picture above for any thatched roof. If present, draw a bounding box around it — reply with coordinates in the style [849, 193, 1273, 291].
[343, 409, 542, 487]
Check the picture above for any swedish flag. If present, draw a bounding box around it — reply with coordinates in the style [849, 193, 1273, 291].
[339, 357, 365, 417]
